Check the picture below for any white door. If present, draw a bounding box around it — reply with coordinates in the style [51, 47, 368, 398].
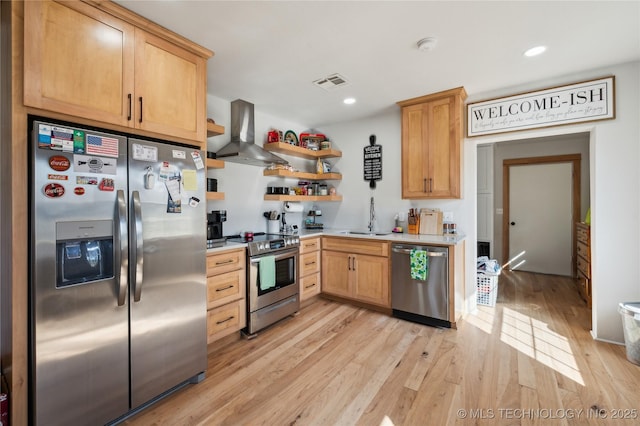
[508, 163, 572, 276]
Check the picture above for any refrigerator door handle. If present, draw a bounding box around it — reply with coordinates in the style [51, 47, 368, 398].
[115, 190, 128, 306]
[132, 190, 144, 302]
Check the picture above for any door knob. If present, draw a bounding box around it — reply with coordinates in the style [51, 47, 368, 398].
[510, 221, 516, 226]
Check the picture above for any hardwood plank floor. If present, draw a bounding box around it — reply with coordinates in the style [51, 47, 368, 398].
[124, 271, 640, 425]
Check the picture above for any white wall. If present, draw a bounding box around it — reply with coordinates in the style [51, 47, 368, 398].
[209, 60, 640, 343]
[205, 95, 311, 235]
[470, 61, 640, 343]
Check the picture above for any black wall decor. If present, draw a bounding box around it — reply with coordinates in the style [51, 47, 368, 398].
[363, 134, 382, 189]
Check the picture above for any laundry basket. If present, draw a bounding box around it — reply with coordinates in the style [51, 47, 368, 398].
[618, 302, 640, 365]
[477, 273, 499, 307]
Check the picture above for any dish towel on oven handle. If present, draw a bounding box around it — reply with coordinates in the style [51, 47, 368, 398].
[410, 249, 429, 281]
[259, 255, 276, 290]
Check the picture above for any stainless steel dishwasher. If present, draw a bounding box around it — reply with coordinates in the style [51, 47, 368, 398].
[391, 244, 450, 328]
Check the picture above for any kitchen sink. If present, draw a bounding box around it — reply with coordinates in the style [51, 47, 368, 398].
[339, 230, 391, 236]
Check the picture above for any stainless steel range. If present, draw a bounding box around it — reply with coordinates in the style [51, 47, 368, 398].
[227, 233, 300, 335]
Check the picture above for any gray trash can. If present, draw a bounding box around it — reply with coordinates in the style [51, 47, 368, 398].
[618, 302, 640, 365]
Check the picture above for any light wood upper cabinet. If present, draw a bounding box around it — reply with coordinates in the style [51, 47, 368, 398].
[133, 29, 207, 142]
[397, 87, 467, 199]
[24, 1, 135, 127]
[24, 0, 211, 146]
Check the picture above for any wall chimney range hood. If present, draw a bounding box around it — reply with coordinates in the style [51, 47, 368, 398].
[215, 99, 288, 167]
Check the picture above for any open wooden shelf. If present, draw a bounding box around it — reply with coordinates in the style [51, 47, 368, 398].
[206, 121, 225, 138]
[263, 169, 342, 181]
[263, 142, 342, 159]
[264, 194, 342, 202]
[206, 192, 225, 201]
[206, 158, 225, 169]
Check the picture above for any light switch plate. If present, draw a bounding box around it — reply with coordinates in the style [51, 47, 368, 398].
[443, 211, 454, 222]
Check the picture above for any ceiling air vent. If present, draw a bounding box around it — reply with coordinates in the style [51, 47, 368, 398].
[313, 73, 349, 91]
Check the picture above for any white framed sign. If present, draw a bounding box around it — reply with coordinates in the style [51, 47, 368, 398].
[467, 76, 615, 137]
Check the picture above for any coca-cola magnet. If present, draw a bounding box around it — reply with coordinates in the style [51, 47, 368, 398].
[49, 155, 71, 172]
[43, 183, 65, 198]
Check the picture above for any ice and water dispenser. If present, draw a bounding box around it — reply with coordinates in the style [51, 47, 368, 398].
[55, 220, 114, 287]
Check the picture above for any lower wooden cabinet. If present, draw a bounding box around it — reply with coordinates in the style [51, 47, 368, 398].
[207, 299, 246, 343]
[299, 237, 321, 301]
[206, 248, 246, 343]
[321, 237, 390, 308]
[575, 222, 591, 308]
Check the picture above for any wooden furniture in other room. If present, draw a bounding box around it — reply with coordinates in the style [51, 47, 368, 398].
[575, 222, 591, 308]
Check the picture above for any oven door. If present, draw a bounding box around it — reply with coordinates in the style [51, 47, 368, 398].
[248, 248, 298, 312]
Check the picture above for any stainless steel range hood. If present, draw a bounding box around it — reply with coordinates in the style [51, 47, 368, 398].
[215, 99, 288, 166]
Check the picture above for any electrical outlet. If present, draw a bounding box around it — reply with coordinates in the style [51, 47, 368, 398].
[443, 211, 454, 222]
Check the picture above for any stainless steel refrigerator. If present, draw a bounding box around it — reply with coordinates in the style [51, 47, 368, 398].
[29, 119, 207, 425]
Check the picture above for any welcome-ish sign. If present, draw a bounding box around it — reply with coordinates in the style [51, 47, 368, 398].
[467, 76, 615, 137]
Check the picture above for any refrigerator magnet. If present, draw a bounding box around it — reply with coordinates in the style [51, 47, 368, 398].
[49, 155, 71, 171]
[172, 149, 186, 159]
[43, 183, 65, 198]
[144, 167, 156, 189]
[98, 178, 114, 191]
[85, 134, 119, 158]
[74, 154, 117, 175]
[74, 187, 86, 196]
[189, 196, 200, 207]
[166, 196, 182, 213]
[132, 143, 158, 162]
[191, 151, 204, 170]
[47, 174, 68, 181]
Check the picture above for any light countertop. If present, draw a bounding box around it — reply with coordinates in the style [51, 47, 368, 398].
[207, 228, 465, 254]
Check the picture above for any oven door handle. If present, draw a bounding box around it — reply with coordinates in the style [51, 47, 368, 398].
[249, 249, 298, 264]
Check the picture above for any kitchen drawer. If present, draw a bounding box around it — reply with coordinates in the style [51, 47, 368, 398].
[207, 299, 246, 344]
[207, 269, 246, 309]
[300, 237, 321, 254]
[207, 248, 245, 276]
[300, 251, 321, 276]
[322, 237, 389, 257]
[576, 223, 590, 243]
[577, 241, 590, 260]
[300, 271, 321, 300]
[577, 256, 590, 279]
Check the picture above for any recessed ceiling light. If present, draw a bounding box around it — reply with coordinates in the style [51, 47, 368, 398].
[524, 45, 547, 57]
[343, 97, 356, 105]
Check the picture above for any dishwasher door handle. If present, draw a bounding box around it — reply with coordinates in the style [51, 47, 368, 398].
[392, 247, 447, 257]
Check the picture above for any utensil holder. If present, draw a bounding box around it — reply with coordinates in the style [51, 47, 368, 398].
[267, 219, 280, 234]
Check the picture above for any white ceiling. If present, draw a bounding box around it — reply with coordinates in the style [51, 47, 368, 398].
[115, 1, 640, 128]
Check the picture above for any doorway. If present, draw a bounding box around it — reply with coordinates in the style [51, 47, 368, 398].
[503, 154, 581, 276]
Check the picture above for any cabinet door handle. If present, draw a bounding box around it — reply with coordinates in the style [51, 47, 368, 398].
[215, 285, 234, 292]
[423, 178, 427, 192]
[216, 316, 235, 325]
[305, 282, 317, 289]
[127, 94, 132, 121]
[215, 259, 234, 265]
[429, 178, 433, 193]
[305, 261, 316, 266]
[347, 256, 352, 271]
[138, 96, 143, 123]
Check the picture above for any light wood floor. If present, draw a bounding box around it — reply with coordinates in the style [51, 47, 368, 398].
[125, 271, 640, 425]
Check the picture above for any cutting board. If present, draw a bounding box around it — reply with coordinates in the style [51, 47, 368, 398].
[419, 209, 443, 235]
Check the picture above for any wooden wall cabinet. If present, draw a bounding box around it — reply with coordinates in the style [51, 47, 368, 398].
[24, 0, 211, 146]
[206, 248, 246, 344]
[299, 236, 321, 301]
[321, 237, 390, 308]
[575, 222, 591, 308]
[397, 87, 467, 199]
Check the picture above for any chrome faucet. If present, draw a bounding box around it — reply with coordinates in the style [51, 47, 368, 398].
[368, 196, 376, 232]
